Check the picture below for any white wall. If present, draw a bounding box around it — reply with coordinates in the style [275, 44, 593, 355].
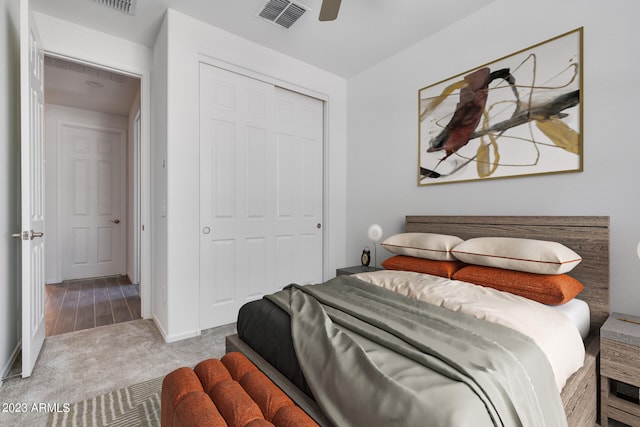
[33, 12, 152, 78]
[0, 0, 21, 382]
[150, 16, 168, 335]
[43, 104, 129, 284]
[157, 9, 347, 341]
[346, 0, 640, 316]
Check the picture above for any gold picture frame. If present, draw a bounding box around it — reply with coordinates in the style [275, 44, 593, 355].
[418, 27, 583, 186]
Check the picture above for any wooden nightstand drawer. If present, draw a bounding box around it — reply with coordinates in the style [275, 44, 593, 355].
[601, 338, 640, 387]
[601, 314, 640, 427]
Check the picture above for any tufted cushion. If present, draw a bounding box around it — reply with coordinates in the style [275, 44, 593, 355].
[240, 370, 295, 420]
[272, 405, 318, 427]
[173, 391, 227, 427]
[162, 367, 208, 427]
[221, 352, 260, 381]
[194, 358, 232, 394]
[209, 380, 265, 427]
[162, 352, 318, 427]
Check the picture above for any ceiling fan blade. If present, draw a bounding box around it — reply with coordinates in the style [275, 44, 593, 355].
[319, 0, 341, 21]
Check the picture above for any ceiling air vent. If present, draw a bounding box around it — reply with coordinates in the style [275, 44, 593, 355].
[94, 0, 136, 16]
[258, 0, 308, 29]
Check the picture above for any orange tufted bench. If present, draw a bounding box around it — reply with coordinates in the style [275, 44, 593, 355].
[161, 352, 319, 427]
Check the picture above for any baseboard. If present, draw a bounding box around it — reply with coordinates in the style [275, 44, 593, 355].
[1, 343, 21, 386]
[152, 316, 199, 343]
[152, 315, 168, 341]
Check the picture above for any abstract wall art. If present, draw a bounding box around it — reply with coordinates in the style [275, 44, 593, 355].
[418, 27, 583, 185]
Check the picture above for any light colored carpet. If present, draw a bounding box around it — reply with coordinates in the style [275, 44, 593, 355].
[0, 319, 235, 426]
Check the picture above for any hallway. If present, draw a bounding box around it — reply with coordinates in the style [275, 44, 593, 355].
[45, 276, 141, 336]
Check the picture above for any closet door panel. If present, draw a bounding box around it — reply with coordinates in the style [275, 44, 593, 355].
[199, 64, 324, 329]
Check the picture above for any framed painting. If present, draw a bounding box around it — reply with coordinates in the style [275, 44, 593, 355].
[418, 27, 583, 185]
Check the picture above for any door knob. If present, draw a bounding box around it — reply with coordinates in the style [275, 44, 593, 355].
[111, 219, 120, 224]
[12, 230, 44, 240]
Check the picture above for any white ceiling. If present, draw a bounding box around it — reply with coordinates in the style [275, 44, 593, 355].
[33, 0, 496, 115]
[44, 56, 140, 116]
[32, 0, 496, 78]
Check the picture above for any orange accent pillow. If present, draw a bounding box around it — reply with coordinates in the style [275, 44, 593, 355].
[381, 255, 466, 278]
[452, 265, 584, 305]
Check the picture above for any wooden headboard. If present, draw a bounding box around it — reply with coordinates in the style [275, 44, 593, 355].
[406, 216, 610, 336]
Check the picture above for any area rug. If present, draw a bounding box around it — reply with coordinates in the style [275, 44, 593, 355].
[46, 376, 162, 427]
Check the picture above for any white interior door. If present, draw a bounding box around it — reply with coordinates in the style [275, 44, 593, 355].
[61, 125, 125, 280]
[273, 86, 324, 285]
[199, 64, 324, 329]
[18, 1, 45, 378]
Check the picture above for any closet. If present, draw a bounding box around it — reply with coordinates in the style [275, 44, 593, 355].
[199, 63, 324, 329]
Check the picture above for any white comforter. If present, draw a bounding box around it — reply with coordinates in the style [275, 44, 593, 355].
[353, 270, 585, 391]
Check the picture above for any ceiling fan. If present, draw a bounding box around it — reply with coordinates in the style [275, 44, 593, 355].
[319, 0, 342, 21]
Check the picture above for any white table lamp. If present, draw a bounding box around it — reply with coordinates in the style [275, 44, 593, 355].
[367, 224, 383, 268]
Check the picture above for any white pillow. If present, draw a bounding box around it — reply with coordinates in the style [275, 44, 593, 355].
[451, 237, 582, 274]
[381, 233, 463, 261]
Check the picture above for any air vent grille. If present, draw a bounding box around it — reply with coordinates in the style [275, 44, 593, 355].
[94, 0, 136, 15]
[258, 0, 307, 29]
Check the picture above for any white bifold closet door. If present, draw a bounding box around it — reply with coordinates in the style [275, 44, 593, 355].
[199, 63, 324, 329]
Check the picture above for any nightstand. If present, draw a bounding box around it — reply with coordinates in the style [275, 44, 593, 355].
[336, 265, 382, 276]
[600, 313, 640, 427]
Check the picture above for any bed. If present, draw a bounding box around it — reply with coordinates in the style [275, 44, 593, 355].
[226, 215, 609, 426]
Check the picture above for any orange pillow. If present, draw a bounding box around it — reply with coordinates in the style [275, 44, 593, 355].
[381, 255, 466, 278]
[452, 265, 584, 305]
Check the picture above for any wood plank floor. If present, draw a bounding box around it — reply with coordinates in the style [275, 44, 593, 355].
[45, 275, 141, 337]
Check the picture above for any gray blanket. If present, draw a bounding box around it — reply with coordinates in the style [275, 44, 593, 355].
[266, 275, 567, 427]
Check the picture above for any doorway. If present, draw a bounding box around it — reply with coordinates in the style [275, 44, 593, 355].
[42, 55, 142, 335]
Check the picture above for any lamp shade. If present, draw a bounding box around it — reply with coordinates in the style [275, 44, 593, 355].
[367, 224, 383, 242]
[637, 241, 640, 259]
